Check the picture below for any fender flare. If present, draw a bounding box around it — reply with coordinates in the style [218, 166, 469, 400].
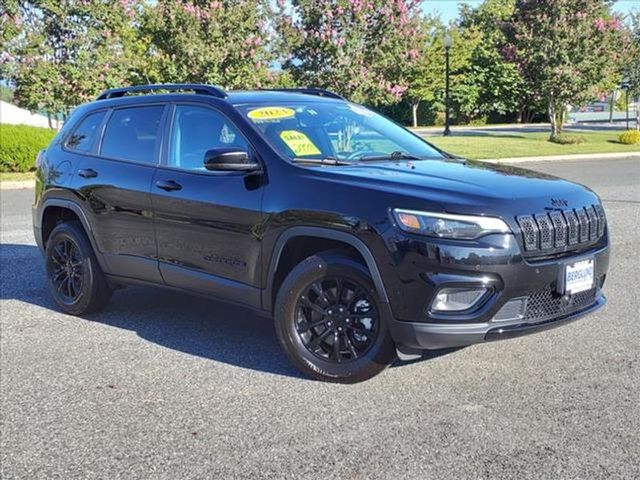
[39, 198, 109, 272]
[263, 226, 389, 311]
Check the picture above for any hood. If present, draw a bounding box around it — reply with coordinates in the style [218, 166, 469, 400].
[313, 159, 600, 215]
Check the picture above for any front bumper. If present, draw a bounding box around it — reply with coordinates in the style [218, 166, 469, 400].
[379, 229, 610, 350]
[389, 294, 606, 350]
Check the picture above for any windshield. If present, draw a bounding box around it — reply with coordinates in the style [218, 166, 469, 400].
[238, 102, 445, 163]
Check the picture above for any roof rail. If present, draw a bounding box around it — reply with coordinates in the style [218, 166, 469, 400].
[96, 84, 227, 101]
[268, 88, 346, 100]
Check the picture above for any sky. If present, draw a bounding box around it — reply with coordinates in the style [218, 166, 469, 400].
[425, 0, 640, 24]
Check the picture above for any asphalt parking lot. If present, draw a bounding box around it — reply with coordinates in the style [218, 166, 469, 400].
[1, 157, 639, 479]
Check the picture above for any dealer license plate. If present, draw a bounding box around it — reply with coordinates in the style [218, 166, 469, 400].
[565, 259, 594, 295]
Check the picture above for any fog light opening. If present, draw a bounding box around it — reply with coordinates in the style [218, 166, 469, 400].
[431, 287, 490, 313]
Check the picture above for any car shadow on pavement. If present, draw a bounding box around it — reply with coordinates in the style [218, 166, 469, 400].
[1, 243, 459, 379]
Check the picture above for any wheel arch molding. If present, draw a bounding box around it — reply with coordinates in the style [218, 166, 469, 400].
[263, 226, 389, 312]
[38, 198, 107, 271]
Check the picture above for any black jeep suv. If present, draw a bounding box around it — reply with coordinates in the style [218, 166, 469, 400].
[33, 84, 609, 382]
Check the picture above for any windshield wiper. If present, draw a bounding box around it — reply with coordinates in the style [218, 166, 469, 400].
[355, 151, 433, 162]
[291, 157, 351, 166]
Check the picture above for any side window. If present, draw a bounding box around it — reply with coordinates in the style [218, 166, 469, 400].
[101, 105, 165, 164]
[66, 111, 107, 153]
[169, 105, 249, 170]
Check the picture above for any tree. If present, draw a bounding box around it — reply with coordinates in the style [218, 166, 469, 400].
[276, 0, 424, 106]
[458, 0, 536, 123]
[403, 17, 480, 127]
[140, 0, 275, 89]
[3, 0, 145, 126]
[624, 10, 640, 130]
[505, 0, 625, 139]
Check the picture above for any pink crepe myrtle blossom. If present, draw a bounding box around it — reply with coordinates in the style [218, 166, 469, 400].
[608, 18, 621, 30]
[0, 51, 14, 63]
[388, 84, 407, 99]
[594, 18, 607, 32]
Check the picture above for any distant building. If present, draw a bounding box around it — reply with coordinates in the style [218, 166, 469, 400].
[0, 101, 52, 128]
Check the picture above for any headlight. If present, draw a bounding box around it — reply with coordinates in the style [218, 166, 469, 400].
[392, 208, 511, 239]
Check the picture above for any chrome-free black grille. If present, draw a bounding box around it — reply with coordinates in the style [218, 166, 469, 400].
[516, 204, 606, 257]
[524, 287, 598, 323]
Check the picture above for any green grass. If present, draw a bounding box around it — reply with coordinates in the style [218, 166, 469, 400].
[426, 130, 640, 160]
[0, 171, 35, 182]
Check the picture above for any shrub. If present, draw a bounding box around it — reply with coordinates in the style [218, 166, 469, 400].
[618, 129, 640, 145]
[0, 124, 57, 172]
[433, 112, 446, 127]
[549, 133, 586, 145]
[466, 117, 488, 126]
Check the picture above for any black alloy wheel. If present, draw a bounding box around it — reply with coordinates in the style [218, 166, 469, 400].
[274, 250, 396, 383]
[45, 221, 112, 315]
[295, 277, 379, 363]
[48, 237, 84, 304]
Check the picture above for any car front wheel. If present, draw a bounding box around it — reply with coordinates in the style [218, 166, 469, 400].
[274, 251, 396, 383]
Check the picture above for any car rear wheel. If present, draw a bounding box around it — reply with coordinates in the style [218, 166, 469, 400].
[45, 221, 112, 315]
[274, 251, 396, 383]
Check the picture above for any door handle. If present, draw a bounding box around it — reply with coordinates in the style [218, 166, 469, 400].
[78, 168, 98, 179]
[155, 180, 182, 192]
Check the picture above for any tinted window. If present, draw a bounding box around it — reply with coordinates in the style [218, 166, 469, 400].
[66, 111, 106, 152]
[169, 105, 249, 170]
[101, 105, 165, 163]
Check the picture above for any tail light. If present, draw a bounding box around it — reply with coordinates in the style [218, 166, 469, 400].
[35, 149, 45, 169]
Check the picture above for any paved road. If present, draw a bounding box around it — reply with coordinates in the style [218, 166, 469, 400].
[415, 121, 630, 137]
[1, 158, 639, 480]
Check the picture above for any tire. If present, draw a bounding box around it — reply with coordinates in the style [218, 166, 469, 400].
[274, 250, 396, 383]
[45, 221, 112, 315]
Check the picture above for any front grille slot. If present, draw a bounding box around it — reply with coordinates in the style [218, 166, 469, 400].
[517, 215, 538, 251]
[535, 214, 554, 250]
[550, 211, 567, 247]
[516, 204, 606, 258]
[576, 208, 590, 243]
[564, 210, 580, 245]
[586, 206, 598, 240]
[594, 204, 606, 237]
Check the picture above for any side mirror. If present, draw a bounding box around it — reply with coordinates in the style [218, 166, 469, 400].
[203, 148, 260, 172]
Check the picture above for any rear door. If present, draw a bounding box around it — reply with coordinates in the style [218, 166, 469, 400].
[151, 103, 265, 307]
[73, 104, 167, 282]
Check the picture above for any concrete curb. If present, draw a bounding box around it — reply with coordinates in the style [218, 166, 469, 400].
[0, 180, 35, 190]
[479, 152, 640, 164]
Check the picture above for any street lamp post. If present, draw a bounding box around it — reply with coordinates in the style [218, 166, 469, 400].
[622, 76, 630, 130]
[626, 88, 630, 130]
[443, 33, 452, 136]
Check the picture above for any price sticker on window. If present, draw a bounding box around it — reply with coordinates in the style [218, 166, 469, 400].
[248, 107, 295, 121]
[279, 130, 321, 156]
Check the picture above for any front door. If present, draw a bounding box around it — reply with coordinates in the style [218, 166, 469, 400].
[151, 103, 265, 307]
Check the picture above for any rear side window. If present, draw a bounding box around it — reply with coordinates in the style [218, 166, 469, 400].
[66, 111, 107, 153]
[101, 105, 165, 164]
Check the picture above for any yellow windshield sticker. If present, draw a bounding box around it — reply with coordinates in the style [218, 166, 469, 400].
[279, 130, 321, 156]
[248, 107, 295, 121]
